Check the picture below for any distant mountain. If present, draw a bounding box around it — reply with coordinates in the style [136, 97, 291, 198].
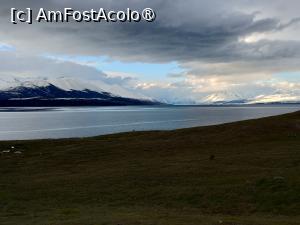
[201, 91, 248, 104]
[0, 77, 298, 106]
[0, 77, 159, 107]
[200, 90, 300, 105]
[248, 90, 300, 104]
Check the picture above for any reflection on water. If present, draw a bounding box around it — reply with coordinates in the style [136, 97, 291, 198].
[0, 107, 57, 112]
[0, 105, 299, 140]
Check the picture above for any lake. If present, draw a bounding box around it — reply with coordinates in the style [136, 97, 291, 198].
[0, 105, 299, 140]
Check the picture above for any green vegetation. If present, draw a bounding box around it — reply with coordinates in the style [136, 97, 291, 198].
[1, 111, 300, 225]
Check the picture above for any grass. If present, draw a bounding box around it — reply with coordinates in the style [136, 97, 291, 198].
[0, 111, 300, 225]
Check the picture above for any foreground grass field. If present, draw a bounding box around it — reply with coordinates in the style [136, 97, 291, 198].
[1, 111, 300, 225]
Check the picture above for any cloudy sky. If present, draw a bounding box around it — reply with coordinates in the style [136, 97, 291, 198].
[0, 0, 300, 103]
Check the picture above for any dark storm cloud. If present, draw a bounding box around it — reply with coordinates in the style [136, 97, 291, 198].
[1, 0, 300, 64]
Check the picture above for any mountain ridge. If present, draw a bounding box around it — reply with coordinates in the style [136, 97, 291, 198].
[0, 77, 159, 106]
[0, 77, 299, 106]
[200, 90, 300, 105]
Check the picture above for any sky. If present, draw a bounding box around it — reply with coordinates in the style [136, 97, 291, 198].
[0, 0, 300, 103]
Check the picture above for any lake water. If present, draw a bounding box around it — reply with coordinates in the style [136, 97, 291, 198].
[0, 105, 299, 140]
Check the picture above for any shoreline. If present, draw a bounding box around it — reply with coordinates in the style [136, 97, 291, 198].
[1, 110, 300, 225]
[0, 110, 298, 142]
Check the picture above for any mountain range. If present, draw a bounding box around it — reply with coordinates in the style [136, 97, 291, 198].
[0, 77, 158, 106]
[0, 77, 299, 106]
[200, 90, 300, 105]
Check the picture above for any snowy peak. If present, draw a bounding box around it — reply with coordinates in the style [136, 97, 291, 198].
[200, 90, 300, 105]
[249, 93, 300, 104]
[202, 91, 247, 104]
[0, 76, 158, 106]
[0, 77, 150, 100]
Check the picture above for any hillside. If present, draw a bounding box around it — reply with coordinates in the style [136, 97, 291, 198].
[0, 77, 157, 106]
[0, 111, 300, 225]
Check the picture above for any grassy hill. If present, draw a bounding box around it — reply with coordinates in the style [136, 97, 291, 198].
[0, 111, 300, 225]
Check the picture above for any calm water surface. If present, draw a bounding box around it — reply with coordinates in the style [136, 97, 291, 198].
[0, 105, 299, 140]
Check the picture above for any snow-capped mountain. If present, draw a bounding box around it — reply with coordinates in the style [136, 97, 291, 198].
[248, 92, 300, 104]
[0, 77, 298, 106]
[199, 90, 300, 105]
[201, 91, 248, 104]
[0, 77, 150, 99]
[0, 77, 158, 106]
